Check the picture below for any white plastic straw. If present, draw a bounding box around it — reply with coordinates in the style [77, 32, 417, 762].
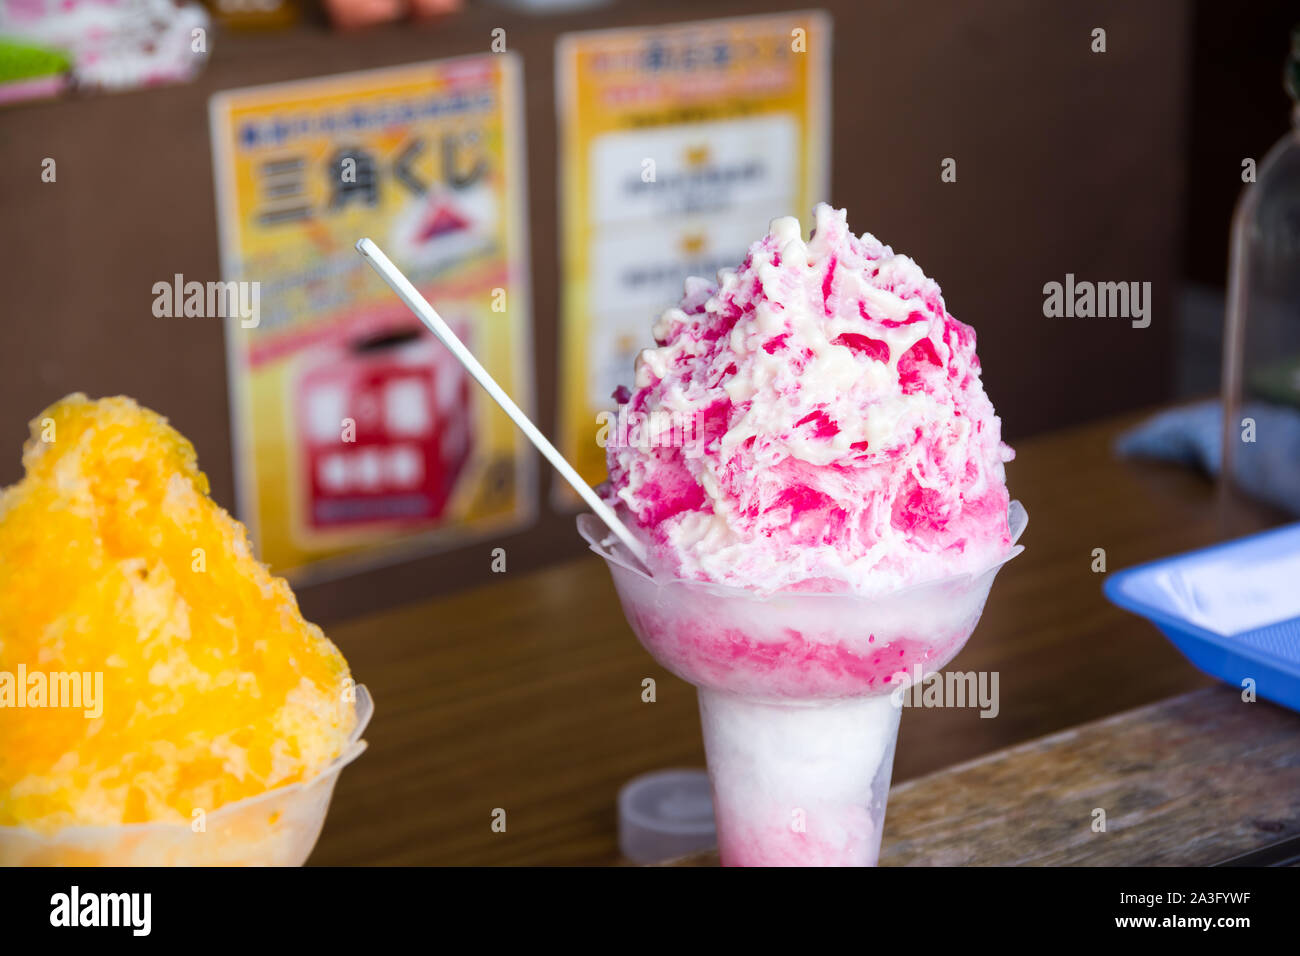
[355, 237, 649, 567]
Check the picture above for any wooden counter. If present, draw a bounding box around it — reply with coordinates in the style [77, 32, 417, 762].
[880, 687, 1300, 866]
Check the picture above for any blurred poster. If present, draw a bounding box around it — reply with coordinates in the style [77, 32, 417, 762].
[209, 55, 534, 581]
[555, 11, 831, 496]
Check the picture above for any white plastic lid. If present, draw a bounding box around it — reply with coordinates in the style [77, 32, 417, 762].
[618, 769, 716, 864]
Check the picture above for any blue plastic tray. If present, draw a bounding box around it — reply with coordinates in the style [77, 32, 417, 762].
[1104, 522, 1300, 713]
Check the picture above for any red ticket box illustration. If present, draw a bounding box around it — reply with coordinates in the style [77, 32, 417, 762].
[294, 325, 472, 534]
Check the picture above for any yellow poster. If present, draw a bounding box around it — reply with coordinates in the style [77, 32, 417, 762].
[209, 55, 534, 581]
[556, 11, 831, 495]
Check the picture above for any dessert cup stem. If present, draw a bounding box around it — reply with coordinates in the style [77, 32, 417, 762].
[698, 689, 902, 867]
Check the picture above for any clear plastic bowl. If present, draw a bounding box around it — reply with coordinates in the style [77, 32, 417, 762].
[579, 505, 1026, 701]
[0, 685, 372, 866]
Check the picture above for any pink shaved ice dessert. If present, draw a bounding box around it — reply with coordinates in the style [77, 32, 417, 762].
[584, 205, 1024, 866]
[605, 202, 1014, 595]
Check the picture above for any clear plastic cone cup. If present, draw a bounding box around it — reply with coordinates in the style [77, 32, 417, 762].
[579, 502, 1025, 866]
[0, 686, 373, 867]
[698, 690, 901, 866]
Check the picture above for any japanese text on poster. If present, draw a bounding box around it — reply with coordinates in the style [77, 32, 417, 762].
[210, 55, 534, 580]
[555, 12, 831, 496]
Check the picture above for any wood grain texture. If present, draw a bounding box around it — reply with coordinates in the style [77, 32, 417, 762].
[879, 687, 1300, 866]
[308, 410, 1285, 865]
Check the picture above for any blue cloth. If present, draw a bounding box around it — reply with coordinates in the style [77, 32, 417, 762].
[1115, 400, 1300, 516]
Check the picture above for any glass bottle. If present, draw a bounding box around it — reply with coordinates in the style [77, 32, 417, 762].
[1220, 26, 1300, 524]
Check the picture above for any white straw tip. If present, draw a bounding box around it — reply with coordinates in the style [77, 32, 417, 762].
[356, 238, 376, 257]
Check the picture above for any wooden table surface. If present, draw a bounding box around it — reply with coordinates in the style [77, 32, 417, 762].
[310, 408, 1284, 866]
[880, 687, 1300, 866]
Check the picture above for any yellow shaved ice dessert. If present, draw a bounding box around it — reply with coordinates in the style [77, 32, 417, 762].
[0, 395, 357, 834]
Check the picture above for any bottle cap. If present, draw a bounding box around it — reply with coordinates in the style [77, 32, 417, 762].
[618, 769, 716, 865]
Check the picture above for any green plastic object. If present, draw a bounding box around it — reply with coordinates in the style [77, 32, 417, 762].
[0, 36, 72, 84]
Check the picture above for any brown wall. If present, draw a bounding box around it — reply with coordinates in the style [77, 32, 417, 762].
[0, 0, 1190, 622]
